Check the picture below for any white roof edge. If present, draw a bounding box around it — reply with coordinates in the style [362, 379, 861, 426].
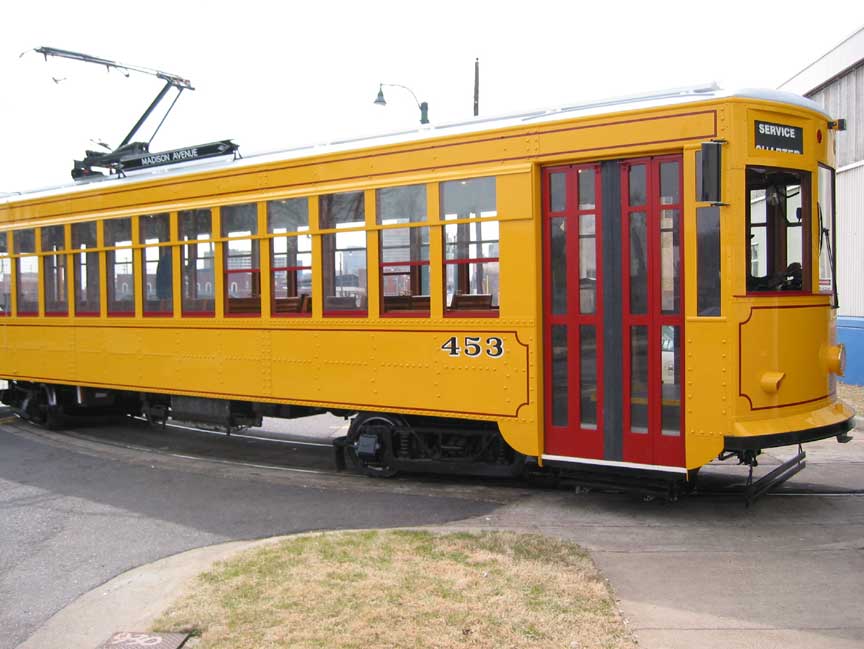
[1, 84, 829, 206]
[778, 25, 864, 95]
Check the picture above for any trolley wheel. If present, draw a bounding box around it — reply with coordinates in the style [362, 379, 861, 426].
[24, 384, 63, 430]
[346, 413, 403, 478]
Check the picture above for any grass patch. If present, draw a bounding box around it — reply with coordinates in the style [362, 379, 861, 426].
[153, 530, 634, 649]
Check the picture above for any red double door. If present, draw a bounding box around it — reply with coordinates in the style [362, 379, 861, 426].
[542, 156, 685, 468]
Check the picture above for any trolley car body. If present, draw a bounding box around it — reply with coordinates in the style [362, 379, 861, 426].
[0, 85, 854, 488]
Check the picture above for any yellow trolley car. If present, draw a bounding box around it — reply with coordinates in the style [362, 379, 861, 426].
[0, 84, 855, 496]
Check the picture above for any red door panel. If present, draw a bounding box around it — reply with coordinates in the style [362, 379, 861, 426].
[542, 164, 604, 459]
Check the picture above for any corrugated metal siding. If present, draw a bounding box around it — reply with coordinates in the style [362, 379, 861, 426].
[808, 62, 863, 168]
[837, 164, 864, 318]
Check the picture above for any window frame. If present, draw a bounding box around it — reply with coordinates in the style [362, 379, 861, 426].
[221, 202, 262, 318]
[14, 229, 39, 317]
[179, 208, 216, 317]
[320, 191, 368, 317]
[442, 216, 500, 318]
[41, 224, 69, 317]
[268, 197, 312, 318]
[440, 176, 500, 317]
[377, 184, 430, 317]
[140, 213, 173, 317]
[104, 217, 136, 317]
[0, 232, 10, 317]
[71, 221, 101, 317]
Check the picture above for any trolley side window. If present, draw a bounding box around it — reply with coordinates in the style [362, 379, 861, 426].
[377, 185, 429, 315]
[268, 197, 311, 316]
[746, 167, 811, 293]
[14, 229, 38, 316]
[104, 217, 135, 316]
[179, 209, 215, 316]
[320, 191, 367, 316]
[42, 225, 68, 316]
[140, 213, 172, 316]
[72, 222, 100, 316]
[222, 203, 261, 317]
[441, 177, 499, 315]
[0, 232, 9, 316]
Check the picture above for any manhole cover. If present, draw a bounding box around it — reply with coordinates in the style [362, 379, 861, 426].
[97, 632, 189, 648]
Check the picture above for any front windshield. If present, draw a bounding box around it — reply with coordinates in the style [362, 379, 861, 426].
[746, 166, 810, 293]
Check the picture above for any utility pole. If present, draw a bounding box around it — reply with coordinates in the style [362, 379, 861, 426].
[473, 58, 480, 117]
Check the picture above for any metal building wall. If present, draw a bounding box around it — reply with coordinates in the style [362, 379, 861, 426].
[836, 163, 864, 318]
[807, 62, 863, 168]
[806, 62, 863, 319]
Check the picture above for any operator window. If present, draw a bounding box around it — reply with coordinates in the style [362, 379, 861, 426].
[441, 177, 499, 315]
[377, 184, 429, 315]
[179, 209, 215, 316]
[140, 213, 172, 316]
[0, 232, 9, 316]
[42, 225, 68, 316]
[746, 167, 810, 293]
[320, 191, 367, 316]
[104, 217, 134, 316]
[72, 222, 100, 316]
[268, 197, 311, 316]
[222, 203, 260, 316]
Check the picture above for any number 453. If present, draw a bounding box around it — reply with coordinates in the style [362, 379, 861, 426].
[440, 336, 504, 358]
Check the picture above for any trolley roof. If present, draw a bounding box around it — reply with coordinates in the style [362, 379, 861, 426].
[1, 84, 829, 205]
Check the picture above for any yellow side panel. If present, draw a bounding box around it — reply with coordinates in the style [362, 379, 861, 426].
[683, 320, 730, 469]
[0, 323, 538, 455]
[269, 329, 529, 417]
[535, 110, 716, 161]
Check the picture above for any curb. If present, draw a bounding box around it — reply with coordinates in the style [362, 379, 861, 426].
[16, 537, 289, 649]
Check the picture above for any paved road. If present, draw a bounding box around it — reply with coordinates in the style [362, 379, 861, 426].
[0, 416, 513, 649]
[3, 413, 863, 649]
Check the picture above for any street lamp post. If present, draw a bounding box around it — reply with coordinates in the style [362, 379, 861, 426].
[374, 83, 429, 125]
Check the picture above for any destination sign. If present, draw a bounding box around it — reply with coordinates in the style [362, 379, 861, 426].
[754, 120, 803, 155]
[119, 140, 238, 171]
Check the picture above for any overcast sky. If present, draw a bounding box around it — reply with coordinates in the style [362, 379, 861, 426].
[2, 0, 863, 193]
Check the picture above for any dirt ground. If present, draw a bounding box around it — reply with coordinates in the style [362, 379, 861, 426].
[838, 382, 864, 417]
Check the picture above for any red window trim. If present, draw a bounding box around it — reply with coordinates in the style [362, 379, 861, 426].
[323, 309, 367, 317]
[75, 311, 101, 317]
[443, 257, 499, 265]
[381, 311, 430, 318]
[181, 310, 215, 317]
[143, 311, 174, 317]
[107, 311, 136, 317]
[16, 311, 39, 317]
[272, 265, 311, 272]
[443, 310, 499, 318]
[380, 260, 429, 269]
[271, 311, 313, 318]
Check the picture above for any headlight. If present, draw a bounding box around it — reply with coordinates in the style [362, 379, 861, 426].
[825, 344, 846, 376]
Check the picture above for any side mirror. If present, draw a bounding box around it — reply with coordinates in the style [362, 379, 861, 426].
[700, 141, 722, 204]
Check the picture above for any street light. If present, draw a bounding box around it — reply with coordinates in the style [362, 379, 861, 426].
[374, 83, 429, 125]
